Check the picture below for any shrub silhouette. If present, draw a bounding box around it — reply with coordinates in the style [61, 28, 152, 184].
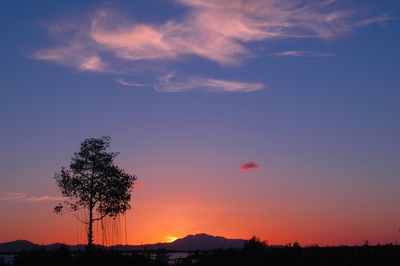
[243, 236, 268, 250]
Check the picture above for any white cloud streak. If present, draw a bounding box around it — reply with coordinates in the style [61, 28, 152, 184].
[275, 50, 335, 57]
[117, 78, 151, 87]
[155, 72, 264, 92]
[0, 192, 26, 201]
[0, 192, 64, 202]
[21, 195, 65, 202]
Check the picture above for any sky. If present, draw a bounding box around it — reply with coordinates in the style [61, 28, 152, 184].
[1, 0, 400, 246]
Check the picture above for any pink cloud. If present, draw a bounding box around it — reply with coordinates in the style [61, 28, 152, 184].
[32, 1, 391, 90]
[91, 24, 178, 61]
[79, 55, 106, 71]
[89, 10, 246, 65]
[33, 46, 107, 72]
[132, 182, 143, 189]
[35, 1, 390, 67]
[240, 161, 260, 171]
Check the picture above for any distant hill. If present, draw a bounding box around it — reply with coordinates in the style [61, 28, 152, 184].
[0, 240, 37, 253]
[134, 233, 246, 250]
[0, 234, 246, 253]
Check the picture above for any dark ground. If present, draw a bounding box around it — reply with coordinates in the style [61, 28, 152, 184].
[2, 238, 400, 266]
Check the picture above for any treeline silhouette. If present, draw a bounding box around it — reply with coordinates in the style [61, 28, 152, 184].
[2, 237, 400, 266]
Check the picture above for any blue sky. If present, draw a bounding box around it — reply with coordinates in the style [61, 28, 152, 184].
[1, 0, 400, 245]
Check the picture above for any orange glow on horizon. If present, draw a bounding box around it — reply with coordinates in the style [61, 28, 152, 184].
[1, 163, 399, 248]
[165, 236, 178, 243]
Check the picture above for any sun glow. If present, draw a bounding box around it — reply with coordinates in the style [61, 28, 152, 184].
[166, 236, 178, 243]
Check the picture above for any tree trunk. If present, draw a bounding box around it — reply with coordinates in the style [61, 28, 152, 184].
[88, 166, 94, 249]
[88, 204, 93, 249]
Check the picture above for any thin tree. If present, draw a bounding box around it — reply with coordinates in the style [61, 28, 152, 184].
[54, 136, 136, 248]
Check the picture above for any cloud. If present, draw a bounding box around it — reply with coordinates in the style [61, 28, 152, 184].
[155, 71, 264, 92]
[240, 161, 260, 171]
[0, 192, 64, 202]
[275, 50, 334, 57]
[79, 55, 106, 71]
[132, 182, 143, 189]
[33, 1, 391, 90]
[0, 192, 26, 201]
[356, 13, 396, 27]
[21, 195, 65, 202]
[117, 78, 150, 87]
[33, 46, 107, 72]
[178, 0, 354, 41]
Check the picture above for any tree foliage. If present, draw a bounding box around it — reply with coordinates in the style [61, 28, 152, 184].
[54, 137, 136, 247]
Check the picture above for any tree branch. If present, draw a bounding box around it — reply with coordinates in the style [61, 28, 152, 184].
[72, 213, 89, 224]
[92, 212, 109, 222]
[63, 207, 85, 213]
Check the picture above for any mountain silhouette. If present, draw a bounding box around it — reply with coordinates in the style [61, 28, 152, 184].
[0, 234, 246, 253]
[139, 233, 245, 250]
[0, 240, 37, 253]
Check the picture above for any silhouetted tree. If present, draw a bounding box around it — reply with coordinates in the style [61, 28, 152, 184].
[292, 241, 301, 248]
[244, 236, 268, 250]
[54, 137, 136, 249]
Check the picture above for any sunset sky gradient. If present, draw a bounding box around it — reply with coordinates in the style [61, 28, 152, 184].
[1, 0, 400, 246]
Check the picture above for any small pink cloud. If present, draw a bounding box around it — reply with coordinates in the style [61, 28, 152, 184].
[240, 161, 260, 171]
[132, 182, 143, 189]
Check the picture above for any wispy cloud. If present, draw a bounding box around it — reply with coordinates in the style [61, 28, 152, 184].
[240, 161, 260, 171]
[0, 192, 26, 201]
[21, 195, 65, 202]
[117, 78, 151, 87]
[155, 72, 263, 92]
[79, 55, 106, 71]
[275, 50, 335, 57]
[356, 13, 396, 27]
[0, 192, 64, 202]
[33, 0, 391, 91]
[33, 46, 107, 72]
